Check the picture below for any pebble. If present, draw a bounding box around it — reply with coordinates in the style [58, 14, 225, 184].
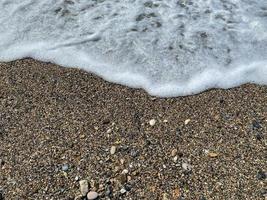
[149, 119, 156, 126]
[184, 119, 191, 125]
[173, 156, 178, 162]
[110, 146, 116, 155]
[252, 120, 261, 129]
[79, 180, 89, 196]
[182, 163, 192, 171]
[208, 152, 219, 158]
[120, 188, 127, 194]
[62, 164, 69, 172]
[87, 191, 98, 200]
[257, 170, 266, 180]
[163, 193, 169, 200]
[105, 185, 112, 197]
[124, 183, 131, 191]
[0, 190, 3, 200]
[74, 195, 83, 200]
[122, 169, 129, 174]
[171, 149, 178, 157]
[118, 174, 127, 184]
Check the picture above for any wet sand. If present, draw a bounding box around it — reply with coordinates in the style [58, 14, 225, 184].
[0, 59, 266, 200]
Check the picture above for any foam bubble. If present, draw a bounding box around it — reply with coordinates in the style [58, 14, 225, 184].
[0, 0, 267, 96]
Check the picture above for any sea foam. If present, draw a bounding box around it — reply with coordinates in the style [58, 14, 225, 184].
[0, 0, 267, 96]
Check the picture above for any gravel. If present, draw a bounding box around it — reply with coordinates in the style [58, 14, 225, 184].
[0, 59, 266, 199]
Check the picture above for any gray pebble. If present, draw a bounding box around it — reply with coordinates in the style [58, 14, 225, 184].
[62, 164, 69, 171]
[87, 191, 98, 200]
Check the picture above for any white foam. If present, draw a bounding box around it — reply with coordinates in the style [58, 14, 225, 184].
[0, 0, 267, 97]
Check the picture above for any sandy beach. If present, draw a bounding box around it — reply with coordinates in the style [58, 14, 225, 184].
[0, 59, 266, 200]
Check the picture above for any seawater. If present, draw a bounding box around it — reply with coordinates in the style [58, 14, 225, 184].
[0, 0, 267, 96]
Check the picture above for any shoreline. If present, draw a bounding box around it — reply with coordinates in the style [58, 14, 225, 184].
[0, 59, 266, 199]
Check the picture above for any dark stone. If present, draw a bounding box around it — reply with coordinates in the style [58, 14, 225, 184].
[252, 120, 261, 129]
[102, 119, 110, 125]
[0, 190, 4, 200]
[257, 170, 266, 180]
[130, 148, 139, 157]
[200, 32, 208, 38]
[124, 184, 131, 191]
[255, 132, 263, 141]
[105, 185, 113, 197]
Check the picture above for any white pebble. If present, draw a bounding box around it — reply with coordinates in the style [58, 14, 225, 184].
[182, 163, 192, 171]
[79, 180, 89, 196]
[87, 191, 98, 200]
[110, 146, 116, 155]
[149, 119, 156, 126]
[184, 119, 191, 125]
[120, 188, 127, 194]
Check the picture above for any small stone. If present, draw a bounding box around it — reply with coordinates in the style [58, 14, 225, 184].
[124, 183, 131, 191]
[62, 164, 69, 172]
[173, 156, 178, 162]
[252, 120, 261, 129]
[172, 188, 180, 198]
[122, 169, 129, 174]
[120, 188, 127, 194]
[182, 163, 192, 171]
[0, 190, 3, 200]
[80, 134, 85, 139]
[107, 129, 112, 134]
[127, 175, 132, 182]
[171, 149, 178, 157]
[110, 146, 116, 155]
[208, 152, 218, 158]
[79, 180, 89, 196]
[214, 115, 220, 121]
[74, 195, 83, 200]
[75, 176, 79, 181]
[87, 191, 98, 200]
[163, 193, 169, 200]
[130, 149, 139, 157]
[105, 185, 112, 197]
[149, 119, 156, 126]
[184, 119, 191, 125]
[0, 159, 4, 167]
[118, 174, 127, 184]
[103, 119, 110, 124]
[255, 132, 263, 140]
[257, 170, 266, 180]
[163, 119, 168, 123]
